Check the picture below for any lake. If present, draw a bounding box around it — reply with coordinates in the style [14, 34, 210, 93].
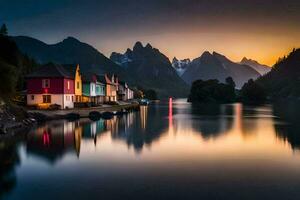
[2, 99, 300, 200]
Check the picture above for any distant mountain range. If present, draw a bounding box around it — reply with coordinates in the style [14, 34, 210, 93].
[240, 57, 271, 75]
[181, 51, 261, 88]
[110, 42, 189, 97]
[12, 35, 272, 95]
[172, 57, 190, 76]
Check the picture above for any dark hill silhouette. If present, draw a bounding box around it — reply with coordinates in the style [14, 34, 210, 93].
[257, 48, 300, 99]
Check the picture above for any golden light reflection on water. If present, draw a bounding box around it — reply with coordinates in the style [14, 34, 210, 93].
[26, 101, 300, 166]
[8, 100, 300, 200]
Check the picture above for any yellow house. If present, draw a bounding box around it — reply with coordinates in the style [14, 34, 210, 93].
[63, 64, 82, 102]
[74, 64, 82, 102]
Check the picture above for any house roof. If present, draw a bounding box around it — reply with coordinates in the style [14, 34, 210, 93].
[26, 63, 73, 79]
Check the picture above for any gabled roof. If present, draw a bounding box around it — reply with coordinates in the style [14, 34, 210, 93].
[26, 63, 73, 79]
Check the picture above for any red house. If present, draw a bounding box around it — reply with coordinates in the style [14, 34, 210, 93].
[26, 63, 75, 109]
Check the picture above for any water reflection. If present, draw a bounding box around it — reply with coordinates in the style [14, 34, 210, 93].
[3, 100, 300, 199]
[24, 100, 300, 157]
[273, 101, 300, 150]
[26, 121, 80, 164]
[0, 134, 24, 199]
[19, 101, 300, 160]
[190, 103, 234, 139]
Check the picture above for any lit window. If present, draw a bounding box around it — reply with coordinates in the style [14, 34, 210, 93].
[43, 95, 51, 103]
[42, 79, 50, 88]
[67, 81, 70, 90]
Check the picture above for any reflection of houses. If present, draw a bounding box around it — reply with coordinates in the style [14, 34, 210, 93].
[82, 119, 106, 139]
[26, 63, 76, 109]
[26, 120, 81, 163]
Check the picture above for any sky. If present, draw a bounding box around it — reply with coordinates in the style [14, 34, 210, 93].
[1, 0, 300, 66]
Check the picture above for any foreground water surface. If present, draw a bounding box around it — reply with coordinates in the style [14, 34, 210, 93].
[2, 99, 300, 200]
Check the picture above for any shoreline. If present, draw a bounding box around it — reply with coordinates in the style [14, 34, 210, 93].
[1, 102, 140, 134]
[28, 102, 140, 120]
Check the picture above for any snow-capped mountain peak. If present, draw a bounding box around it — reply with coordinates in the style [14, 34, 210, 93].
[172, 57, 191, 76]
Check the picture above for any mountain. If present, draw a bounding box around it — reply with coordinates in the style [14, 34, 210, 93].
[181, 51, 260, 88]
[240, 57, 271, 75]
[172, 57, 190, 76]
[110, 42, 189, 97]
[257, 48, 300, 99]
[11, 36, 129, 79]
[110, 49, 133, 68]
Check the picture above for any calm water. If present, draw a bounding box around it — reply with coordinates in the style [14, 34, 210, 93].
[2, 99, 300, 200]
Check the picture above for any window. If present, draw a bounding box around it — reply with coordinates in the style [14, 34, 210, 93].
[42, 79, 50, 88]
[31, 95, 34, 100]
[67, 81, 70, 90]
[43, 95, 51, 103]
[77, 82, 80, 89]
[72, 96, 74, 102]
[66, 96, 70, 101]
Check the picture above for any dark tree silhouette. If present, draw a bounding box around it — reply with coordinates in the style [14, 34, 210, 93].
[0, 24, 8, 36]
[144, 89, 157, 100]
[188, 78, 236, 103]
[226, 76, 236, 88]
[241, 79, 266, 103]
[257, 48, 300, 99]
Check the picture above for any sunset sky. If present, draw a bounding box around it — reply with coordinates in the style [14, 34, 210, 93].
[1, 0, 300, 66]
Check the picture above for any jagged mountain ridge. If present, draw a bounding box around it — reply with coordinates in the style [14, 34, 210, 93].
[182, 51, 261, 88]
[240, 57, 271, 75]
[110, 42, 189, 97]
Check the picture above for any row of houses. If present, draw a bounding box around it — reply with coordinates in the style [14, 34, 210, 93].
[26, 63, 134, 109]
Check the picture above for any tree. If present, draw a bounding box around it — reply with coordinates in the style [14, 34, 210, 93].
[0, 24, 8, 36]
[225, 76, 236, 88]
[240, 79, 266, 103]
[0, 59, 17, 101]
[188, 79, 236, 103]
[144, 89, 157, 100]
